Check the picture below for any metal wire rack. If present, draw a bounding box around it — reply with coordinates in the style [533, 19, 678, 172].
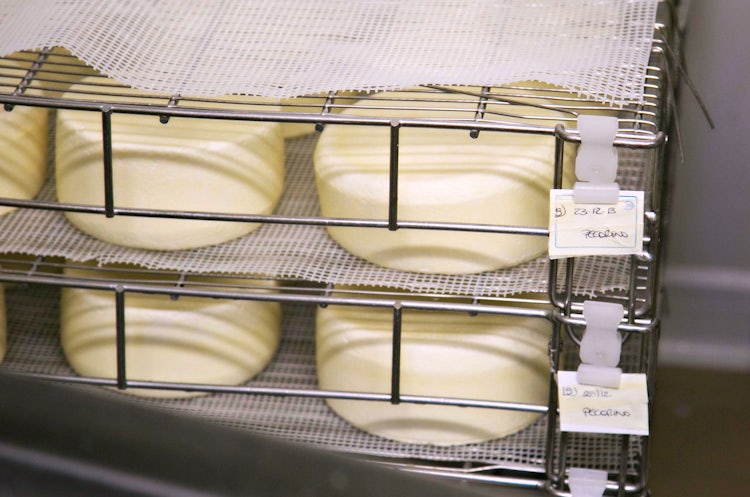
[0, 3, 676, 495]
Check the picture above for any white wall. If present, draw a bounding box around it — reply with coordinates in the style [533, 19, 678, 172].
[660, 0, 750, 370]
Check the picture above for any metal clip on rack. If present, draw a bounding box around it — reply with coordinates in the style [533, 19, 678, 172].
[573, 116, 621, 205]
[568, 468, 610, 497]
[577, 301, 624, 389]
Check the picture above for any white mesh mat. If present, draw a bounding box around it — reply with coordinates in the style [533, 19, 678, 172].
[0, 134, 652, 298]
[0, 0, 659, 106]
[1, 283, 644, 473]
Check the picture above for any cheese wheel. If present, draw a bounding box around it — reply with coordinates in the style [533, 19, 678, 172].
[314, 86, 581, 274]
[60, 264, 281, 398]
[55, 76, 285, 250]
[0, 60, 48, 217]
[316, 291, 551, 445]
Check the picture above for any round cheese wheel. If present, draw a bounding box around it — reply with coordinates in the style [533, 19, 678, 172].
[60, 264, 282, 398]
[0, 60, 49, 218]
[314, 86, 580, 274]
[55, 76, 285, 250]
[316, 290, 551, 445]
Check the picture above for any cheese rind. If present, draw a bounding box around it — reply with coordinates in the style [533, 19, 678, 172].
[0, 60, 49, 217]
[314, 87, 580, 274]
[60, 264, 281, 398]
[55, 76, 285, 250]
[316, 292, 551, 445]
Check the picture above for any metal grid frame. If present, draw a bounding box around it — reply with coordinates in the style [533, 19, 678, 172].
[0, 3, 676, 495]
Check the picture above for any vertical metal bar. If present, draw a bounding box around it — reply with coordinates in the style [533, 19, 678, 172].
[388, 120, 400, 231]
[315, 91, 336, 132]
[648, 144, 668, 319]
[639, 293, 662, 378]
[390, 302, 403, 405]
[638, 435, 651, 493]
[617, 434, 630, 497]
[639, 323, 660, 494]
[101, 106, 115, 218]
[160, 94, 181, 124]
[640, 144, 662, 320]
[170, 273, 186, 301]
[552, 125, 567, 190]
[549, 127, 580, 493]
[547, 258, 575, 315]
[549, 258, 575, 313]
[319, 283, 334, 309]
[645, 251, 658, 319]
[627, 254, 639, 323]
[564, 258, 575, 316]
[18, 256, 44, 290]
[469, 86, 490, 138]
[645, 323, 661, 398]
[545, 319, 562, 487]
[548, 259, 563, 308]
[556, 431, 569, 491]
[114, 285, 127, 390]
[638, 326, 648, 375]
[549, 127, 569, 309]
[549, 258, 575, 312]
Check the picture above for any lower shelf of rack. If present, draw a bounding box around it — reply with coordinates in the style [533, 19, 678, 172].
[0, 282, 645, 481]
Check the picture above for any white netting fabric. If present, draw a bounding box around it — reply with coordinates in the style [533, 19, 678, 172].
[0, 0, 658, 106]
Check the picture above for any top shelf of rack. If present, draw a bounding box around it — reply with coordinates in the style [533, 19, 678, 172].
[0, 44, 670, 144]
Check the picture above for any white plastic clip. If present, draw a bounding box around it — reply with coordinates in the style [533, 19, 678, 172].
[577, 300, 623, 389]
[573, 115, 620, 204]
[568, 468, 609, 497]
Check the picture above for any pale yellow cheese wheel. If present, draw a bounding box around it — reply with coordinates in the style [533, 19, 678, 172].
[314, 86, 588, 274]
[60, 264, 281, 398]
[55, 76, 285, 250]
[0, 60, 49, 217]
[316, 290, 551, 445]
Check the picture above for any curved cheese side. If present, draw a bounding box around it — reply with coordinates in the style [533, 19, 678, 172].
[60, 265, 282, 398]
[0, 60, 49, 217]
[313, 87, 582, 274]
[316, 293, 551, 445]
[55, 76, 285, 250]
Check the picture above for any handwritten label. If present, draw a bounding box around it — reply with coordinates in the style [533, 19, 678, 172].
[548, 190, 644, 259]
[557, 371, 649, 435]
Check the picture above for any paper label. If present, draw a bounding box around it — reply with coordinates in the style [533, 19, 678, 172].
[557, 371, 649, 435]
[548, 190, 644, 259]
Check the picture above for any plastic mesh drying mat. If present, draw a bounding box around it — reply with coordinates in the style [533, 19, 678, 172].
[0, 134, 651, 298]
[0, 0, 659, 106]
[0, 283, 643, 473]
